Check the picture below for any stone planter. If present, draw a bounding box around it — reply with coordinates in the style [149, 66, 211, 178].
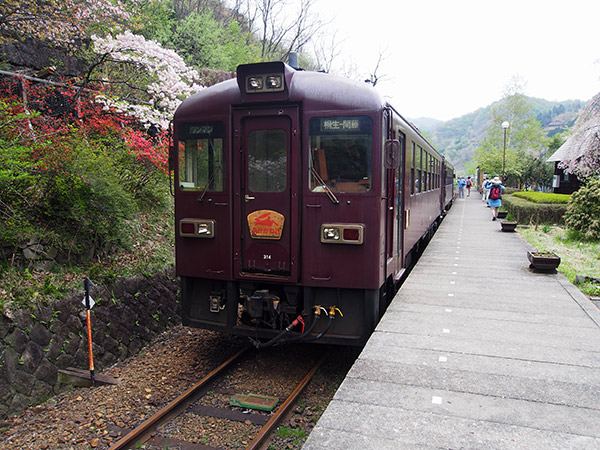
[527, 250, 561, 271]
[500, 221, 517, 232]
[497, 210, 508, 219]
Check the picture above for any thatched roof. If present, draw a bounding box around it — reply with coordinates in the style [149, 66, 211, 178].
[547, 92, 600, 162]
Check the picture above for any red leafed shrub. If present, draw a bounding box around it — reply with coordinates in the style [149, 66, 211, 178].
[0, 77, 170, 262]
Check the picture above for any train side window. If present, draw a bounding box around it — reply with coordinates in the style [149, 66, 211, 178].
[309, 116, 372, 193]
[248, 129, 287, 192]
[177, 122, 225, 191]
[429, 155, 433, 190]
[397, 132, 405, 197]
[431, 156, 435, 190]
[423, 151, 429, 192]
[416, 146, 422, 193]
[410, 142, 415, 195]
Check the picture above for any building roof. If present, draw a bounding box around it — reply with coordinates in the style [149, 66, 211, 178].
[547, 93, 600, 162]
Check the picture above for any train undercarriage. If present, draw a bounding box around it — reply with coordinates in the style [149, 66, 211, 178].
[180, 276, 383, 347]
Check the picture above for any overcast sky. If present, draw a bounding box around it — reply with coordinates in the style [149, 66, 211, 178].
[313, 0, 600, 121]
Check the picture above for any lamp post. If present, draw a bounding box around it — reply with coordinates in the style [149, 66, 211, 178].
[501, 121, 509, 182]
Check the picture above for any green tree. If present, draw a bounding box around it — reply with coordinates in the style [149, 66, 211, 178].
[137, 0, 178, 44]
[474, 78, 551, 188]
[142, 5, 259, 72]
[0, 101, 39, 247]
[548, 134, 565, 152]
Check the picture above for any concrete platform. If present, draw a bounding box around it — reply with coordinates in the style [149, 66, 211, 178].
[303, 194, 600, 450]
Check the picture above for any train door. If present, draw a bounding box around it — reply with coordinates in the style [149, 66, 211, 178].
[385, 114, 406, 280]
[384, 111, 394, 282]
[233, 107, 300, 281]
[395, 132, 406, 274]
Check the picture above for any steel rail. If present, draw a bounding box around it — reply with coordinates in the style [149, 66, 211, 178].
[108, 345, 251, 450]
[245, 351, 330, 450]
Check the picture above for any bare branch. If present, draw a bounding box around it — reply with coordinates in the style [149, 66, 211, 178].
[365, 49, 389, 87]
[312, 30, 342, 73]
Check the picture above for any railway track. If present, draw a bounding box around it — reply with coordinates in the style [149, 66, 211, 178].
[108, 345, 330, 450]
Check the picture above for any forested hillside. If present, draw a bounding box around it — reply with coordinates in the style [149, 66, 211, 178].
[413, 98, 584, 173]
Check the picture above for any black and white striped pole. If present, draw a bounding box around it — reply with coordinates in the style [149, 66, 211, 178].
[83, 278, 95, 385]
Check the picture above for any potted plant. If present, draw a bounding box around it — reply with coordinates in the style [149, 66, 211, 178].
[500, 213, 517, 232]
[497, 208, 508, 219]
[527, 250, 561, 271]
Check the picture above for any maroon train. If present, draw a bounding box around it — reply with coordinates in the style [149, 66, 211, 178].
[171, 61, 454, 346]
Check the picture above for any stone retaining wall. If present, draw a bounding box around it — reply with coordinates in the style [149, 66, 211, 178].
[0, 270, 180, 419]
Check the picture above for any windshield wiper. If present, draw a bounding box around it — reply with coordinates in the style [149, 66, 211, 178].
[311, 166, 339, 204]
[198, 171, 215, 202]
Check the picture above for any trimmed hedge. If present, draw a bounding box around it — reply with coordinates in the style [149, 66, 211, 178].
[502, 194, 568, 225]
[511, 191, 571, 204]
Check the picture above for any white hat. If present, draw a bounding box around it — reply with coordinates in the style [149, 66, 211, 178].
[491, 176, 501, 184]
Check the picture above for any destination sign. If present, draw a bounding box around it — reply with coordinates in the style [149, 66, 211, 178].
[321, 118, 361, 132]
[189, 125, 213, 135]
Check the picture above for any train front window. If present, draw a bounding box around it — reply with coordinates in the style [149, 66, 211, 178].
[248, 129, 287, 192]
[309, 116, 372, 193]
[178, 122, 225, 191]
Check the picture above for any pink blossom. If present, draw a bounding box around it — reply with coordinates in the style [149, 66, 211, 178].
[91, 32, 205, 129]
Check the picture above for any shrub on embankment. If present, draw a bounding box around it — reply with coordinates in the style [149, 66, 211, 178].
[0, 84, 170, 271]
[0, 270, 180, 419]
[564, 177, 600, 241]
[502, 192, 570, 225]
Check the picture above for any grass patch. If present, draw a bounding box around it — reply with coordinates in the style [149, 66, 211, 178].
[0, 206, 174, 312]
[275, 426, 308, 444]
[519, 225, 600, 297]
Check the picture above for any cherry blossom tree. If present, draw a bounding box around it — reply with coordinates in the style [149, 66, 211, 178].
[0, 0, 136, 48]
[90, 31, 205, 129]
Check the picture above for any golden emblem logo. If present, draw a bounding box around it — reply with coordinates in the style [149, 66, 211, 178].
[247, 210, 285, 240]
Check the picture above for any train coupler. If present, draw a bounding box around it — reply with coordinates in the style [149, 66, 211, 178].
[209, 294, 225, 313]
[245, 289, 281, 318]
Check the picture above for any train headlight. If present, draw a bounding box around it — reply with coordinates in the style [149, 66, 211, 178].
[320, 224, 364, 245]
[237, 62, 288, 99]
[247, 76, 263, 91]
[322, 227, 340, 241]
[265, 75, 282, 89]
[179, 219, 215, 238]
[197, 223, 212, 235]
[244, 73, 285, 93]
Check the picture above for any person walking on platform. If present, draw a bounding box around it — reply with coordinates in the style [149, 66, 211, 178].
[465, 176, 473, 196]
[457, 176, 466, 198]
[488, 176, 505, 220]
[482, 177, 490, 202]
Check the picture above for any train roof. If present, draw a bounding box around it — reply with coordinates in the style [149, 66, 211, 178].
[174, 62, 453, 168]
[174, 62, 386, 121]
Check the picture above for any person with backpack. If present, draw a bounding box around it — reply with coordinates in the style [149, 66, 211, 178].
[482, 176, 490, 202]
[466, 176, 473, 196]
[457, 176, 466, 198]
[488, 176, 505, 220]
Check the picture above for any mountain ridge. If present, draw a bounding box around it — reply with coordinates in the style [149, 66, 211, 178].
[411, 97, 585, 172]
